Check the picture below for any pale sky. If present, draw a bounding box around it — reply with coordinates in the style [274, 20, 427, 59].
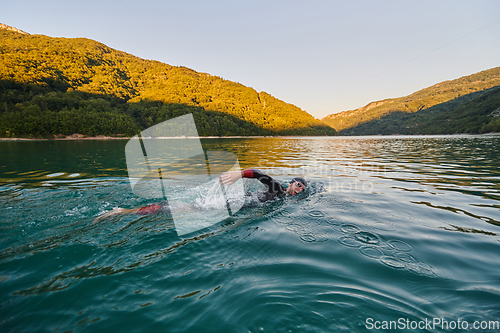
[3, 0, 500, 119]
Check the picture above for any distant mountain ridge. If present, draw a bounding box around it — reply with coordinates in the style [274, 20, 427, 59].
[0, 24, 336, 138]
[0, 23, 28, 35]
[322, 67, 500, 135]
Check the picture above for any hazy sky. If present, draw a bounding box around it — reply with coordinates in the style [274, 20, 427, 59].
[3, 0, 500, 118]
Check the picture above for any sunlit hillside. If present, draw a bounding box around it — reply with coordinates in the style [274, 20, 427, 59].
[322, 67, 500, 135]
[0, 25, 336, 138]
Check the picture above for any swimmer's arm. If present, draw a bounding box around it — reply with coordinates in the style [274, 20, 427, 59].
[220, 169, 275, 187]
[242, 169, 279, 189]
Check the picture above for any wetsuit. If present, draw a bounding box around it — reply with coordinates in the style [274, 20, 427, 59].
[242, 169, 286, 202]
[136, 201, 169, 215]
[136, 169, 285, 215]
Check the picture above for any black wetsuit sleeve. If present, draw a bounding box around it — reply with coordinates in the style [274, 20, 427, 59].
[242, 169, 285, 195]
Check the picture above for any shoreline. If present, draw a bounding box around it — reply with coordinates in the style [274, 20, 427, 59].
[1, 133, 499, 141]
[0, 134, 283, 141]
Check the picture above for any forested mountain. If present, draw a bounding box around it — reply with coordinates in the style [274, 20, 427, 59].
[0, 25, 336, 138]
[322, 67, 500, 135]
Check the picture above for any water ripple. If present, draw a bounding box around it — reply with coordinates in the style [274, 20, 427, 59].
[2, 136, 500, 332]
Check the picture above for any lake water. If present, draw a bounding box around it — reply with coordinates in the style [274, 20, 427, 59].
[1, 136, 499, 332]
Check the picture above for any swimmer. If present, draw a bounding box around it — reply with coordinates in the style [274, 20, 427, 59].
[220, 169, 307, 200]
[94, 169, 307, 222]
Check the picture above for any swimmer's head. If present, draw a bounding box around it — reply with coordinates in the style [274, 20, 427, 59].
[287, 177, 307, 195]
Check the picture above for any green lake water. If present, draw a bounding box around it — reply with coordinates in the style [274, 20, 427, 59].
[1, 136, 499, 332]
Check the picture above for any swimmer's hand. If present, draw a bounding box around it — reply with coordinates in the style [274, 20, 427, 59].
[220, 170, 243, 186]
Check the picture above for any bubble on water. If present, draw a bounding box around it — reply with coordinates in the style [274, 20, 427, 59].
[340, 224, 361, 234]
[275, 217, 293, 225]
[299, 234, 316, 243]
[278, 210, 292, 217]
[380, 256, 405, 269]
[394, 252, 418, 263]
[354, 231, 379, 245]
[286, 223, 304, 232]
[338, 236, 363, 248]
[308, 210, 325, 218]
[388, 240, 412, 252]
[359, 246, 384, 259]
[323, 218, 340, 226]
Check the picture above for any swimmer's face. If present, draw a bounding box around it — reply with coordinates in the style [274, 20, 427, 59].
[287, 180, 306, 195]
